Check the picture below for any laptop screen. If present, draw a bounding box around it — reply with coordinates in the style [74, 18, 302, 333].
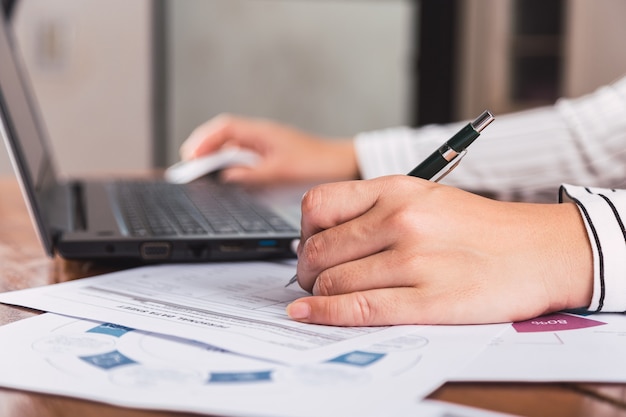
[0, 9, 60, 255]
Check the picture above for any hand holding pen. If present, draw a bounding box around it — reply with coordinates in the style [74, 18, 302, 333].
[283, 107, 590, 327]
[286, 110, 495, 288]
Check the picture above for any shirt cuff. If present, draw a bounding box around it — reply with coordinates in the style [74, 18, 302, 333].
[559, 184, 626, 312]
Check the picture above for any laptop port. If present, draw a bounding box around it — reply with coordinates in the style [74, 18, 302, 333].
[188, 243, 208, 259]
[219, 242, 245, 252]
[257, 239, 279, 252]
[140, 242, 172, 260]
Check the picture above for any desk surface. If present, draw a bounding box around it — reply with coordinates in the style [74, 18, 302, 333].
[1, 176, 626, 417]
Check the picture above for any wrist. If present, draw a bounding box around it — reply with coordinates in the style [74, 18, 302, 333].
[327, 139, 360, 180]
[546, 202, 594, 311]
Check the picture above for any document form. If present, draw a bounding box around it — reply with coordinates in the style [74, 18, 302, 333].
[0, 261, 433, 364]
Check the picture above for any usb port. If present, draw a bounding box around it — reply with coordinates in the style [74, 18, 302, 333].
[140, 242, 172, 260]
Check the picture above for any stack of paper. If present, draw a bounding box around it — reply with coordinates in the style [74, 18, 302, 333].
[0, 261, 509, 417]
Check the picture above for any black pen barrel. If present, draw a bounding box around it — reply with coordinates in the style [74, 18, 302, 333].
[406, 148, 450, 179]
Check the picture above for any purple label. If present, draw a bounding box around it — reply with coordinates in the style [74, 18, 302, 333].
[513, 313, 606, 333]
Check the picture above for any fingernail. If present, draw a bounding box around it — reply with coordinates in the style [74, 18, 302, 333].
[286, 302, 310, 320]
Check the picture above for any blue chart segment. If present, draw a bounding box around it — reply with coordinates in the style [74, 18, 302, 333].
[87, 323, 134, 337]
[81, 350, 137, 370]
[328, 351, 386, 367]
[209, 371, 273, 383]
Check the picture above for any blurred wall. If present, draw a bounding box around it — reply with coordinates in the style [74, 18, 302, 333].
[1, 0, 414, 174]
[0, 0, 153, 177]
[165, 0, 414, 165]
[2, 0, 624, 176]
[563, 0, 626, 97]
[456, 0, 626, 119]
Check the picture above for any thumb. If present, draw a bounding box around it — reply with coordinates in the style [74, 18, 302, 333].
[220, 166, 259, 183]
[286, 289, 423, 326]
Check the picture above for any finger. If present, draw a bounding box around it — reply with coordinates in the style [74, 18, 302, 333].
[285, 287, 496, 326]
[296, 202, 400, 291]
[220, 166, 271, 184]
[299, 178, 389, 241]
[285, 288, 428, 326]
[180, 116, 234, 160]
[308, 247, 421, 296]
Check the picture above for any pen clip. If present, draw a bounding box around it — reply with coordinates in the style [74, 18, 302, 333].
[430, 150, 467, 182]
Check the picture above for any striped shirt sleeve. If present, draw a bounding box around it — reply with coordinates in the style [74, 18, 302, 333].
[560, 185, 626, 312]
[354, 75, 626, 312]
[354, 75, 626, 202]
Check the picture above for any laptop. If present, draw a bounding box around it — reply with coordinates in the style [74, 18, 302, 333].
[0, 9, 300, 263]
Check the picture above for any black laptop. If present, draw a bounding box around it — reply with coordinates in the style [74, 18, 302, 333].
[0, 8, 300, 262]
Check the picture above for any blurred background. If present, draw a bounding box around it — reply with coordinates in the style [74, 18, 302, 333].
[1, 0, 625, 177]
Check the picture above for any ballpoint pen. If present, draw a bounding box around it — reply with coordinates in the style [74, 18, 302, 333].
[407, 109, 494, 180]
[285, 110, 495, 288]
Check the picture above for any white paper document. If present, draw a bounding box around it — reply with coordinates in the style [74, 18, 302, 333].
[454, 311, 626, 382]
[0, 262, 420, 364]
[0, 313, 507, 417]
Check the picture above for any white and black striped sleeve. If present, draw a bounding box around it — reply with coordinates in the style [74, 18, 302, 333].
[560, 185, 626, 312]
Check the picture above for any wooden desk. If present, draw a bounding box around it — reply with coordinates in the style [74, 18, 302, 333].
[1, 176, 626, 417]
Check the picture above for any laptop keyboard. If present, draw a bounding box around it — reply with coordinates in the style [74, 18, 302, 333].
[115, 181, 298, 237]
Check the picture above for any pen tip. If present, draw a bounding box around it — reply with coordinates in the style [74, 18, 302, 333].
[285, 274, 298, 288]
